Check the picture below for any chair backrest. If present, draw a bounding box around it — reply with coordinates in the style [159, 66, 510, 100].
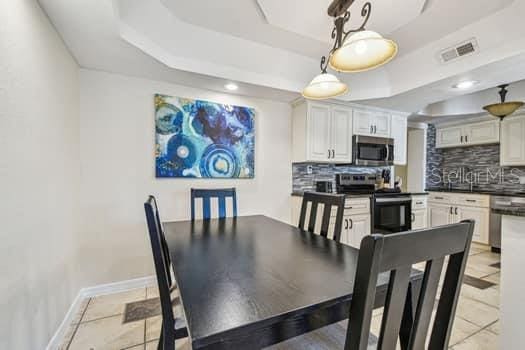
[190, 188, 237, 220]
[144, 197, 176, 346]
[344, 220, 475, 350]
[298, 192, 345, 241]
[148, 195, 173, 287]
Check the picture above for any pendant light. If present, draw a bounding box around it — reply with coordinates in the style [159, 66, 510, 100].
[483, 84, 524, 120]
[302, 1, 397, 100]
[302, 57, 348, 100]
[329, 29, 398, 73]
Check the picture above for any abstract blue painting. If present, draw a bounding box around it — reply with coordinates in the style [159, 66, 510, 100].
[155, 94, 255, 178]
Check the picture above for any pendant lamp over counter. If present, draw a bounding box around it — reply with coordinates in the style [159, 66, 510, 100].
[483, 84, 524, 120]
[302, 1, 398, 100]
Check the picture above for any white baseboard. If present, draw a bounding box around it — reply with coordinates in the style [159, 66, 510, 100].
[46, 275, 156, 350]
[81, 275, 156, 298]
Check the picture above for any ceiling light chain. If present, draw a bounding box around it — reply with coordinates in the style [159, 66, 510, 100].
[319, 3, 371, 74]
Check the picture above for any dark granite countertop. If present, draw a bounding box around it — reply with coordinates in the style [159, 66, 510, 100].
[291, 191, 371, 198]
[426, 188, 525, 197]
[491, 205, 525, 217]
[291, 191, 427, 197]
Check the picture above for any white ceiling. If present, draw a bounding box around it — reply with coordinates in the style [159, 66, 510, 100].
[39, 0, 525, 115]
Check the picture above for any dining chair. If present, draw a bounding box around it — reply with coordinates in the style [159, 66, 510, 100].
[148, 195, 174, 288]
[298, 192, 345, 242]
[267, 220, 475, 350]
[144, 197, 188, 350]
[190, 188, 237, 220]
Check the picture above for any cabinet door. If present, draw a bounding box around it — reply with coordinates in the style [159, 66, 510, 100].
[331, 106, 353, 162]
[307, 103, 331, 161]
[353, 109, 374, 136]
[391, 114, 407, 165]
[428, 203, 452, 227]
[436, 126, 463, 148]
[501, 116, 525, 165]
[348, 214, 371, 248]
[372, 112, 391, 137]
[466, 120, 500, 145]
[412, 209, 428, 230]
[456, 206, 489, 244]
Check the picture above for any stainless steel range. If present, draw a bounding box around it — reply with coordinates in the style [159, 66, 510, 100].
[336, 173, 412, 234]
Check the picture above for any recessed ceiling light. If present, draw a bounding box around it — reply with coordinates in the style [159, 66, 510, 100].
[452, 80, 479, 90]
[224, 83, 238, 91]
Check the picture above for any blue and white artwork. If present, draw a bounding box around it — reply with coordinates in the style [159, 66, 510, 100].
[155, 94, 255, 178]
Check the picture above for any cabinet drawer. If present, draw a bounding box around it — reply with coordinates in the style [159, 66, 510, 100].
[428, 192, 453, 205]
[331, 197, 370, 216]
[455, 194, 489, 208]
[411, 196, 427, 210]
[345, 197, 371, 215]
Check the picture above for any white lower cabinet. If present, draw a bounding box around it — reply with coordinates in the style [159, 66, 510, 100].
[427, 192, 489, 244]
[411, 195, 428, 230]
[456, 206, 489, 245]
[412, 209, 428, 230]
[291, 196, 371, 248]
[428, 203, 452, 227]
[345, 214, 371, 248]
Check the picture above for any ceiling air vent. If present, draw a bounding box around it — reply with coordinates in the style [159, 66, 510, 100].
[438, 38, 479, 63]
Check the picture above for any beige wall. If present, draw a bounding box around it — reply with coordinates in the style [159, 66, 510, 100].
[0, 1, 81, 349]
[77, 69, 293, 286]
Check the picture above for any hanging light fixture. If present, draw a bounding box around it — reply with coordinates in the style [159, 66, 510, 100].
[303, 0, 398, 100]
[302, 57, 348, 100]
[327, 3, 397, 73]
[483, 84, 524, 120]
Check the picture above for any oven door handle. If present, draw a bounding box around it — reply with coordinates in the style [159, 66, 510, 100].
[375, 197, 412, 203]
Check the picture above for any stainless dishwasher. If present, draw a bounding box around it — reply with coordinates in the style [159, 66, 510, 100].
[490, 195, 525, 252]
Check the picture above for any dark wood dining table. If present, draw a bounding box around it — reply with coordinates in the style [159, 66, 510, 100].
[163, 215, 424, 350]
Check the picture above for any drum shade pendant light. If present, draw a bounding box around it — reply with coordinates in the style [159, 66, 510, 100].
[303, 0, 397, 100]
[483, 84, 524, 120]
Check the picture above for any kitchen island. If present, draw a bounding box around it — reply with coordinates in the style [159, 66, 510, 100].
[490, 205, 525, 349]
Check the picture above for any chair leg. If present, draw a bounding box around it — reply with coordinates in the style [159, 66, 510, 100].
[157, 326, 164, 350]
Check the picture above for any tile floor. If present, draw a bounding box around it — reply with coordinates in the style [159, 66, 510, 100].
[59, 243, 500, 349]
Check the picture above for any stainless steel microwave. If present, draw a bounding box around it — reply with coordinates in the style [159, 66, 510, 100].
[352, 135, 394, 166]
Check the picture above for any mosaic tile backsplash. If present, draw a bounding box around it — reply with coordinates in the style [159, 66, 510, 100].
[426, 124, 525, 192]
[292, 163, 389, 193]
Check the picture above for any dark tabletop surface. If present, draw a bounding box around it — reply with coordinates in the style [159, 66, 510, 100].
[426, 188, 525, 197]
[163, 215, 422, 349]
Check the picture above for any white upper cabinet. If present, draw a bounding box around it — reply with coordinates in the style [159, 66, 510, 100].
[292, 100, 406, 164]
[500, 114, 525, 166]
[331, 106, 354, 162]
[390, 114, 407, 165]
[466, 120, 500, 145]
[307, 103, 332, 161]
[436, 120, 500, 148]
[292, 101, 353, 163]
[353, 109, 391, 137]
[436, 126, 463, 148]
[373, 113, 391, 138]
